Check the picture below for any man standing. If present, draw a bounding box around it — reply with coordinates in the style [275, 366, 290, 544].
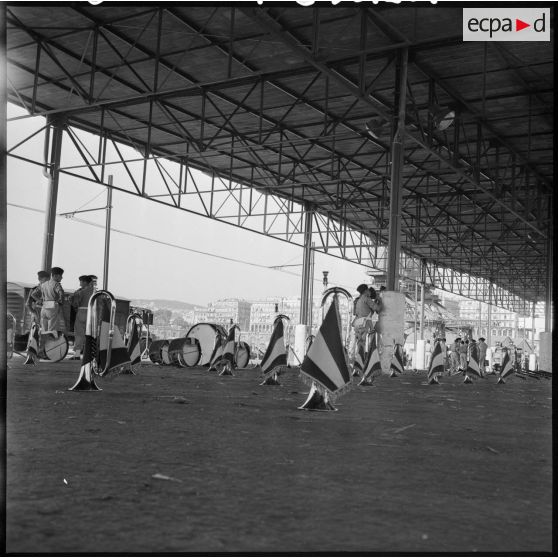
[449, 337, 461, 375]
[477, 337, 488, 376]
[27, 270, 50, 324]
[72, 275, 94, 360]
[40, 267, 65, 337]
[351, 284, 381, 364]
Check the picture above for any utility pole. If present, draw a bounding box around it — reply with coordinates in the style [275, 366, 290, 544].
[103, 175, 113, 291]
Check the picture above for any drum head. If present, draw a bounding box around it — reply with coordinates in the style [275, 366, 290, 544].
[43, 333, 69, 362]
[167, 338, 185, 367]
[186, 323, 224, 366]
[180, 338, 201, 367]
[235, 342, 250, 369]
[161, 342, 171, 365]
[149, 339, 166, 364]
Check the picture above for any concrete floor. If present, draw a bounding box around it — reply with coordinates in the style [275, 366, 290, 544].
[5, 355, 553, 554]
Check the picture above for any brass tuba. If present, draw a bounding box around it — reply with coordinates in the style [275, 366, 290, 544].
[321, 286, 353, 350]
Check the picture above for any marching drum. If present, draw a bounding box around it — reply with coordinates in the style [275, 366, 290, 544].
[168, 337, 201, 367]
[186, 323, 228, 366]
[234, 341, 251, 369]
[41, 333, 69, 362]
[149, 339, 168, 364]
[181, 337, 201, 367]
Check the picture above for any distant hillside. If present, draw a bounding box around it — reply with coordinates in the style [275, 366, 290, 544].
[131, 299, 199, 311]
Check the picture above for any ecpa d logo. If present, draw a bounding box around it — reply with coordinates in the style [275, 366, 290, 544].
[463, 8, 550, 41]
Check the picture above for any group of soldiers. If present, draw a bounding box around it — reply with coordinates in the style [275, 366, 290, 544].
[416, 336, 490, 376]
[26, 268, 97, 360]
[446, 337, 489, 375]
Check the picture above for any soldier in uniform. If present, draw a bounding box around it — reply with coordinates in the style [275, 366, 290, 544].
[40, 266, 65, 337]
[71, 275, 94, 360]
[27, 270, 50, 324]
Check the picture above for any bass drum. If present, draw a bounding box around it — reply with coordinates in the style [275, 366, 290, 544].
[42, 332, 69, 362]
[186, 323, 228, 366]
[181, 337, 201, 367]
[168, 337, 201, 367]
[235, 341, 251, 369]
[149, 339, 168, 364]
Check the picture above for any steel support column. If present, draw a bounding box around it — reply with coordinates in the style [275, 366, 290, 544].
[545, 233, 552, 332]
[419, 260, 425, 339]
[300, 205, 313, 325]
[386, 48, 408, 291]
[1, 9, 8, 542]
[42, 116, 65, 271]
[487, 280, 493, 347]
[531, 302, 536, 344]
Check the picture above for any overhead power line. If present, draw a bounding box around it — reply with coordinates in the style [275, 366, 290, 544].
[8, 201, 357, 290]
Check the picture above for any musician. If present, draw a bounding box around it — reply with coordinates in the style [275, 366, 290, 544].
[27, 270, 50, 324]
[71, 275, 94, 360]
[40, 266, 65, 337]
[449, 337, 461, 375]
[352, 284, 381, 360]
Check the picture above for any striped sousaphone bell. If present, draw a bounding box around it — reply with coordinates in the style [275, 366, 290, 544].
[427, 340, 445, 385]
[464, 342, 482, 384]
[352, 343, 366, 377]
[359, 330, 382, 386]
[260, 314, 290, 386]
[390, 342, 405, 378]
[24, 322, 41, 365]
[68, 290, 131, 391]
[122, 312, 143, 374]
[214, 324, 239, 376]
[497, 348, 514, 384]
[299, 287, 353, 411]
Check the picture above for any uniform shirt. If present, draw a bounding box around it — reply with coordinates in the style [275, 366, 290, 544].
[354, 294, 380, 318]
[72, 284, 94, 309]
[27, 284, 43, 309]
[40, 279, 65, 304]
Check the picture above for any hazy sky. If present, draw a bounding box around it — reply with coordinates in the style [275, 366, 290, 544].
[7, 103, 373, 306]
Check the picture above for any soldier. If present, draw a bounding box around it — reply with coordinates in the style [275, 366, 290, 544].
[351, 284, 381, 363]
[40, 266, 65, 337]
[71, 275, 94, 360]
[27, 270, 50, 324]
[449, 337, 461, 375]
